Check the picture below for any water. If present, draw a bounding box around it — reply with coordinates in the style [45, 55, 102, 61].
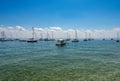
[0, 40, 120, 81]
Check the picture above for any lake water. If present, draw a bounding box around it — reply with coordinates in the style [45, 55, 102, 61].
[0, 40, 120, 81]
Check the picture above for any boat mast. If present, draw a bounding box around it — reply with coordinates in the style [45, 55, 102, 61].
[40, 32, 43, 39]
[85, 32, 87, 39]
[117, 32, 119, 40]
[67, 32, 69, 39]
[46, 31, 49, 39]
[51, 31, 53, 39]
[68, 33, 70, 39]
[88, 33, 91, 40]
[1, 31, 5, 40]
[75, 29, 77, 39]
[47, 31, 48, 39]
[32, 27, 35, 39]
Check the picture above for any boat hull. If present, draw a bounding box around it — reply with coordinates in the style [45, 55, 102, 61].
[27, 40, 37, 42]
[116, 40, 119, 42]
[72, 39, 79, 42]
[19, 40, 27, 42]
[56, 43, 66, 46]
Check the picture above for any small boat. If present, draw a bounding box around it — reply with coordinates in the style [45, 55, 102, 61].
[44, 38, 50, 41]
[0, 38, 5, 42]
[72, 39, 79, 42]
[102, 38, 105, 40]
[83, 32, 88, 42]
[91, 38, 94, 40]
[116, 40, 119, 42]
[111, 38, 114, 40]
[83, 39, 88, 41]
[116, 32, 119, 42]
[44, 31, 55, 41]
[27, 27, 37, 43]
[66, 32, 70, 41]
[50, 31, 55, 41]
[27, 38, 37, 42]
[65, 39, 70, 41]
[88, 33, 92, 41]
[44, 31, 50, 41]
[19, 39, 27, 42]
[56, 39, 66, 46]
[39, 38, 43, 41]
[49, 39, 55, 41]
[72, 29, 79, 42]
[88, 38, 92, 41]
[0, 31, 6, 42]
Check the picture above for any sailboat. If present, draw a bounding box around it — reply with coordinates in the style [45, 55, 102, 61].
[83, 32, 88, 41]
[19, 39, 27, 42]
[111, 38, 114, 40]
[50, 31, 55, 41]
[65, 32, 70, 41]
[44, 31, 50, 41]
[88, 33, 92, 41]
[116, 40, 119, 42]
[116, 32, 119, 42]
[27, 27, 37, 42]
[72, 29, 79, 42]
[0, 31, 5, 41]
[102, 38, 105, 40]
[39, 32, 43, 41]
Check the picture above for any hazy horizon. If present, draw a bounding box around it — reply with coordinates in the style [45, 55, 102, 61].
[0, 26, 120, 39]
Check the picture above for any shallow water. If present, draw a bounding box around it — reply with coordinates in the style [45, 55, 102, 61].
[0, 40, 120, 81]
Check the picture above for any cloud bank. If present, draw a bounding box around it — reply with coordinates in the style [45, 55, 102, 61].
[0, 25, 120, 39]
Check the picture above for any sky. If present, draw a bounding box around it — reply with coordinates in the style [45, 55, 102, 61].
[0, 0, 120, 29]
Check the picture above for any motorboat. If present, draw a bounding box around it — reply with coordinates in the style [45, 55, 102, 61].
[56, 39, 66, 46]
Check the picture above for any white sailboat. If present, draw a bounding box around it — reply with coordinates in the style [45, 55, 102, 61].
[27, 27, 37, 42]
[50, 31, 55, 41]
[65, 32, 70, 41]
[83, 32, 88, 41]
[39, 32, 43, 41]
[0, 31, 5, 41]
[44, 31, 50, 41]
[72, 29, 79, 42]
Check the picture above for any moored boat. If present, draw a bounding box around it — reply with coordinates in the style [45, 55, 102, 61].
[27, 27, 37, 43]
[116, 40, 119, 42]
[56, 39, 66, 46]
[83, 39, 88, 41]
[72, 39, 79, 42]
[19, 39, 27, 42]
[116, 32, 119, 43]
[27, 38, 37, 42]
[72, 29, 79, 42]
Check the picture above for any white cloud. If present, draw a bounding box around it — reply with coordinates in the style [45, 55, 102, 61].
[15, 26, 26, 31]
[113, 28, 120, 32]
[7, 26, 14, 30]
[34, 28, 44, 31]
[50, 27, 62, 31]
[0, 25, 120, 39]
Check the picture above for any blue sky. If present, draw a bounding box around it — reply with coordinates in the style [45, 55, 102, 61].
[0, 0, 120, 29]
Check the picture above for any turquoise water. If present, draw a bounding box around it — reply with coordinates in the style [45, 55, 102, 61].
[0, 40, 120, 81]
